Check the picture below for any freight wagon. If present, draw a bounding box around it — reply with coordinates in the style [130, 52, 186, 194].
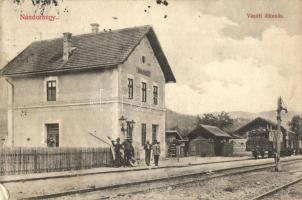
[234, 117, 302, 159]
[245, 128, 294, 159]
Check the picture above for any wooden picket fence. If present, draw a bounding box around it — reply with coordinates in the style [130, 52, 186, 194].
[0, 147, 113, 175]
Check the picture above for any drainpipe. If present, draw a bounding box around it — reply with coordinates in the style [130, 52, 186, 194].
[5, 78, 14, 147]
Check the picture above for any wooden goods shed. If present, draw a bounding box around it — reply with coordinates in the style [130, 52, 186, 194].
[187, 124, 233, 156]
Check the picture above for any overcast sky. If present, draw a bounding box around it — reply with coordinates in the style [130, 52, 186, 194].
[0, 0, 301, 115]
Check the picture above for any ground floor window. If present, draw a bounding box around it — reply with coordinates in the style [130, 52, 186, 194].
[141, 123, 146, 145]
[152, 124, 159, 143]
[46, 124, 59, 147]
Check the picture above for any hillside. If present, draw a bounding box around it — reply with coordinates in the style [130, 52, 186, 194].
[166, 108, 301, 135]
[166, 109, 197, 135]
[227, 110, 301, 129]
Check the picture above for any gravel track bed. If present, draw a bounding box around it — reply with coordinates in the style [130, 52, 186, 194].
[261, 178, 302, 200]
[7, 157, 289, 199]
[55, 160, 302, 200]
[108, 161, 302, 200]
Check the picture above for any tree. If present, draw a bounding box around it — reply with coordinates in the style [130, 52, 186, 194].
[288, 115, 302, 136]
[196, 113, 217, 126]
[217, 111, 234, 129]
[197, 111, 234, 130]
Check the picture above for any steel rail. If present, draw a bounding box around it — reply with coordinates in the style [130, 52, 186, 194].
[252, 177, 302, 200]
[21, 158, 302, 200]
[101, 159, 302, 200]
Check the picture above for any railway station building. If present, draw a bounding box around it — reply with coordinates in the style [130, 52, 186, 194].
[1, 24, 176, 158]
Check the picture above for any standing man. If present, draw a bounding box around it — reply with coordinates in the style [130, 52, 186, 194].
[129, 140, 136, 166]
[144, 140, 152, 166]
[111, 137, 122, 167]
[152, 140, 161, 166]
[123, 139, 132, 166]
[129, 140, 135, 158]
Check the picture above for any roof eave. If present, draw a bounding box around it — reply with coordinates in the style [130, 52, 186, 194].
[200, 124, 231, 138]
[234, 117, 287, 134]
[119, 26, 176, 83]
[2, 64, 118, 77]
[166, 79, 176, 83]
[146, 28, 176, 84]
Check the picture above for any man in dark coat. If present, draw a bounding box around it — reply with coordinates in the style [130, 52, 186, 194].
[152, 140, 161, 166]
[129, 140, 136, 166]
[111, 138, 122, 167]
[144, 140, 152, 166]
[129, 140, 135, 158]
[123, 139, 132, 166]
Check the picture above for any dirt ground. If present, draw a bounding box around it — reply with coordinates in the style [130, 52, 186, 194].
[110, 161, 302, 200]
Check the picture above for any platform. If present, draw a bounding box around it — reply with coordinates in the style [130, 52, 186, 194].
[2, 156, 302, 199]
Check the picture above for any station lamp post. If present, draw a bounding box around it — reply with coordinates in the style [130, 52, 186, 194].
[126, 120, 135, 140]
[119, 116, 135, 140]
[128, 120, 136, 129]
[119, 115, 127, 137]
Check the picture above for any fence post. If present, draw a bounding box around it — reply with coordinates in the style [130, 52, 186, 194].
[34, 148, 37, 173]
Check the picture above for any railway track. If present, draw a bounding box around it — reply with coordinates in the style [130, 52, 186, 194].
[252, 176, 302, 200]
[22, 157, 302, 200]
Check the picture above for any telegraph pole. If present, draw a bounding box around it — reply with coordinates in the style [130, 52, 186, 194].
[275, 96, 287, 172]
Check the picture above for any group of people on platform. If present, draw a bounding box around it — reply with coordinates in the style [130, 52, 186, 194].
[110, 137, 161, 167]
[110, 137, 135, 167]
[144, 140, 161, 166]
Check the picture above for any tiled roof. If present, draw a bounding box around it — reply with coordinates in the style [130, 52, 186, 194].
[199, 124, 232, 138]
[165, 130, 184, 140]
[2, 25, 176, 83]
[234, 117, 288, 135]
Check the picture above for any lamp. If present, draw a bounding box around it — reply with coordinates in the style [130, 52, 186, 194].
[126, 119, 135, 140]
[119, 115, 127, 133]
[128, 120, 136, 129]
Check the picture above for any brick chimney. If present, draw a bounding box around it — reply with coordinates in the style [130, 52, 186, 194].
[63, 32, 72, 61]
[91, 23, 99, 34]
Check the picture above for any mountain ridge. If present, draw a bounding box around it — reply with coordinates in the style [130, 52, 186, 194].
[166, 108, 301, 136]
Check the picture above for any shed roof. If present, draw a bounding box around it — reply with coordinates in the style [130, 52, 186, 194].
[2, 25, 176, 83]
[228, 133, 243, 139]
[188, 124, 232, 139]
[234, 117, 288, 135]
[200, 124, 232, 138]
[166, 130, 184, 140]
